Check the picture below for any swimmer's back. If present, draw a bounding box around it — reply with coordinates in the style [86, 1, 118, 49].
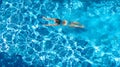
[55, 19, 61, 25]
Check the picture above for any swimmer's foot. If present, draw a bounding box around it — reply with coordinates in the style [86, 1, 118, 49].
[42, 16, 49, 21]
[78, 25, 85, 28]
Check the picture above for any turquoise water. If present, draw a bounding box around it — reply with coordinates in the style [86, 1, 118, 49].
[0, 0, 120, 67]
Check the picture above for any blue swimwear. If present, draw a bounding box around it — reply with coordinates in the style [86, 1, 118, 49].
[55, 19, 62, 25]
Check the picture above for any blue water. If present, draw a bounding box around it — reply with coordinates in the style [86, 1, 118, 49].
[0, 0, 120, 67]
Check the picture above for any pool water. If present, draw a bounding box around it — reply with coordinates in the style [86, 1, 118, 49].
[0, 0, 120, 67]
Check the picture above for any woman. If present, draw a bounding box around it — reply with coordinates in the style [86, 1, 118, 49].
[42, 16, 85, 28]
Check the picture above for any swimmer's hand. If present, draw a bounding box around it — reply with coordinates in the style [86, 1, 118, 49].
[42, 16, 47, 19]
[43, 24, 51, 26]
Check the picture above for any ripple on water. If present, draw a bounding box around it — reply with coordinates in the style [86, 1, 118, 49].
[21, 15, 31, 25]
[11, 14, 20, 25]
[23, 0, 32, 7]
[81, 47, 95, 59]
[0, 23, 7, 34]
[0, 0, 2, 5]
[0, 52, 30, 67]
[3, 30, 15, 42]
[35, 27, 49, 36]
[30, 16, 38, 25]
[44, 40, 54, 50]
[27, 47, 34, 55]
[27, 31, 36, 39]
[17, 44, 27, 52]
[53, 44, 64, 53]
[31, 2, 40, 12]
[3, 9, 11, 19]
[82, 61, 92, 67]
[20, 6, 28, 14]
[12, 31, 28, 44]
[21, 25, 29, 30]
[36, 35, 43, 41]
[65, 50, 73, 57]
[45, 2, 56, 12]
[0, 52, 9, 60]
[7, 5, 17, 13]
[76, 39, 88, 48]
[70, 58, 82, 67]
[112, 51, 120, 57]
[0, 38, 3, 43]
[62, 61, 67, 67]
[32, 57, 44, 67]
[7, 23, 20, 30]
[18, 30, 28, 39]
[36, 14, 43, 23]
[101, 54, 116, 67]
[69, 40, 76, 50]
[58, 48, 68, 57]
[62, 59, 72, 67]
[29, 42, 42, 52]
[0, 52, 11, 66]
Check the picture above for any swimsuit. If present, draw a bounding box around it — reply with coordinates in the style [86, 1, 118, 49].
[55, 19, 62, 25]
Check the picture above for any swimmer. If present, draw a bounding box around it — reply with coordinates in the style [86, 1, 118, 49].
[42, 16, 85, 28]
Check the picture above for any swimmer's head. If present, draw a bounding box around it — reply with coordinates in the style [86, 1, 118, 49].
[62, 20, 67, 26]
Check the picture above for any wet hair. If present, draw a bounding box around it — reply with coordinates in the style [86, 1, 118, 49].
[55, 19, 61, 24]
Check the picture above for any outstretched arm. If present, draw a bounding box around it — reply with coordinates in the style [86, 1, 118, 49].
[43, 24, 58, 26]
[42, 16, 55, 21]
[42, 16, 58, 26]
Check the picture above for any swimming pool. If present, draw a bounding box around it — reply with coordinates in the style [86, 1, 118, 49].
[0, 0, 120, 67]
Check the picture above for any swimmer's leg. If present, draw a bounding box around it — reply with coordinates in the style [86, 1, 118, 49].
[70, 25, 85, 28]
[70, 22, 80, 25]
[70, 22, 85, 28]
[69, 23, 85, 28]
